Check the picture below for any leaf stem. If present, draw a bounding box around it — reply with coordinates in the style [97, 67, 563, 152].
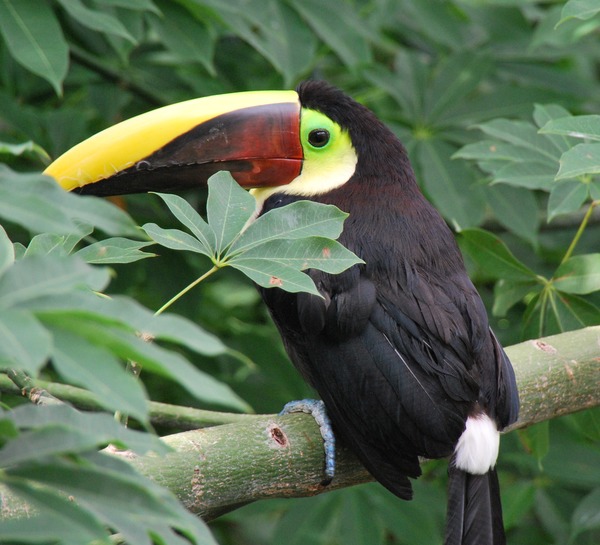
[154, 265, 220, 316]
[560, 200, 599, 265]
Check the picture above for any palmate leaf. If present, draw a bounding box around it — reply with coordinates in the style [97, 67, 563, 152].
[145, 172, 362, 297]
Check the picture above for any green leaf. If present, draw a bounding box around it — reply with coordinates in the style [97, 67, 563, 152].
[571, 488, 600, 538]
[76, 237, 156, 264]
[0, 309, 51, 374]
[553, 254, 600, 294]
[492, 161, 557, 191]
[0, 139, 50, 161]
[0, 225, 14, 277]
[558, 0, 600, 26]
[289, 0, 371, 68]
[151, 192, 216, 253]
[229, 201, 349, 255]
[0, 479, 108, 545]
[231, 259, 320, 295]
[0, 255, 109, 309]
[143, 223, 213, 257]
[206, 171, 256, 254]
[44, 317, 249, 411]
[57, 0, 136, 42]
[484, 185, 539, 245]
[540, 114, 600, 141]
[458, 228, 537, 282]
[518, 421, 549, 467]
[556, 143, 600, 179]
[0, 168, 139, 237]
[417, 139, 486, 228]
[493, 280, 539, 317]
[547, 179, 588, 220]
[0, 0, 68, 94]
[51, 328, 149, 424]
[231, 237, 363, 275]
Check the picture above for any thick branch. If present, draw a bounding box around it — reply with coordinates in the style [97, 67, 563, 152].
[2, 327, 599, 522]
[125, 326, 600, 520]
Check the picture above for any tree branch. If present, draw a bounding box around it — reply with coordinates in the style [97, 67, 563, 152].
[1, 326, 599, 522]
[126, 326, 600, 520]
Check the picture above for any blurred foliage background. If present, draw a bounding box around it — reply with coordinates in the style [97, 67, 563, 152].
[1, 0, 600, 544]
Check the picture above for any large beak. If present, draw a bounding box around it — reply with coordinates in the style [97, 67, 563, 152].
[44, 91, 302, 196]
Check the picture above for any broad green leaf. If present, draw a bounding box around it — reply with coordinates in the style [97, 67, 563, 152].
[142, 223, 213, 257]
[492, 161, 557, 190]
[558, 0, 600, 26]
[51, 329, 149, 424]
[502, 481, 537, 530]
[547, 179, 588, 220]
[454, 140, 541, 164]
[76, 237, 156, 264]
[232, 237, 362, 275]
[206, 171, 256, 254]
[151, 192, 216, 253]
[475, 119, 559, 162]
[24, 233, 72, 258]
[0, 309, 51, 374]
[0, 168, 139, 236]
[231, 259, 320, 295]
[590, 179, 600, 200]
[289, 0, 371, 68]
[57, 0, 136, 42]
[485, 185, 539, 245]
[553, 254, 600, 294]
[0, 225, 14, 277]
[533, 104, 578, 154]
[540, 114, 600, 142]
[493, 280, 539, 317]
[458, 228, 537, 282]
[0, 0, 68, 94]
[0, 480, 107, 545]
[25, 291, 226, 357]
[417, 139, 486, 228]
[4, 404, 168, 455]
[43, 317, 249, 411]
[0, 255, 109, 309]
[149, 1, 215, 74]
[229, 201, 350, 255]
[556, 143, 600, 179]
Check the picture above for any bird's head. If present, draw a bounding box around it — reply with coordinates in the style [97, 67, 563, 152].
[44, 81, 411, 202]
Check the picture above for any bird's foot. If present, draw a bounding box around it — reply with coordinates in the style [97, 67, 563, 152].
[279, 399, 336, 485]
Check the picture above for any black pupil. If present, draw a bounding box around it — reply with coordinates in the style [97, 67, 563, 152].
[308, 129, 330, 148]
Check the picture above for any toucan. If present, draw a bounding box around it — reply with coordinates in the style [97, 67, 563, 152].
[45, 81, 519, 545]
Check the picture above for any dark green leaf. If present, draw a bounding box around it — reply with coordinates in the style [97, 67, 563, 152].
[458, 229, 537, 281]
[0, 309, 51, 374]
[0, 0, 68, 94]
[518, 421, 549, 467]
[57, 0, 136, 42]
[485, 184, 539, 245]
[417, 139, 486, 228]
[571, 488, 600, 538]
[493, 280, 539, 317]
[553, 254, 600, 294]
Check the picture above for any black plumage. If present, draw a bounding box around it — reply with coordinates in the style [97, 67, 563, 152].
[259, 81, 519, 543]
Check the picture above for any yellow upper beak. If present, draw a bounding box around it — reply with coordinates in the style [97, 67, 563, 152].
[44, 90, 303, 196]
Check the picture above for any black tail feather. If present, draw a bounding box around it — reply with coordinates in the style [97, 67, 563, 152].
[444, 464, 506, 545]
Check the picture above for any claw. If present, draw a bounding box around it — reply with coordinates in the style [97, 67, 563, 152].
[280, 399, 335, 485]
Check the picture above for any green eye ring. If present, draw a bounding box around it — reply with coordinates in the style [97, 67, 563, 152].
[308, 128, 331, 148]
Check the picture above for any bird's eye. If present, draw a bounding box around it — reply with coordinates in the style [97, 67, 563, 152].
[308, 129, 330, 148]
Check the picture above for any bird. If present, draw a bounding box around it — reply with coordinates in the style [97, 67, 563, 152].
[45, 80, 520, 545]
